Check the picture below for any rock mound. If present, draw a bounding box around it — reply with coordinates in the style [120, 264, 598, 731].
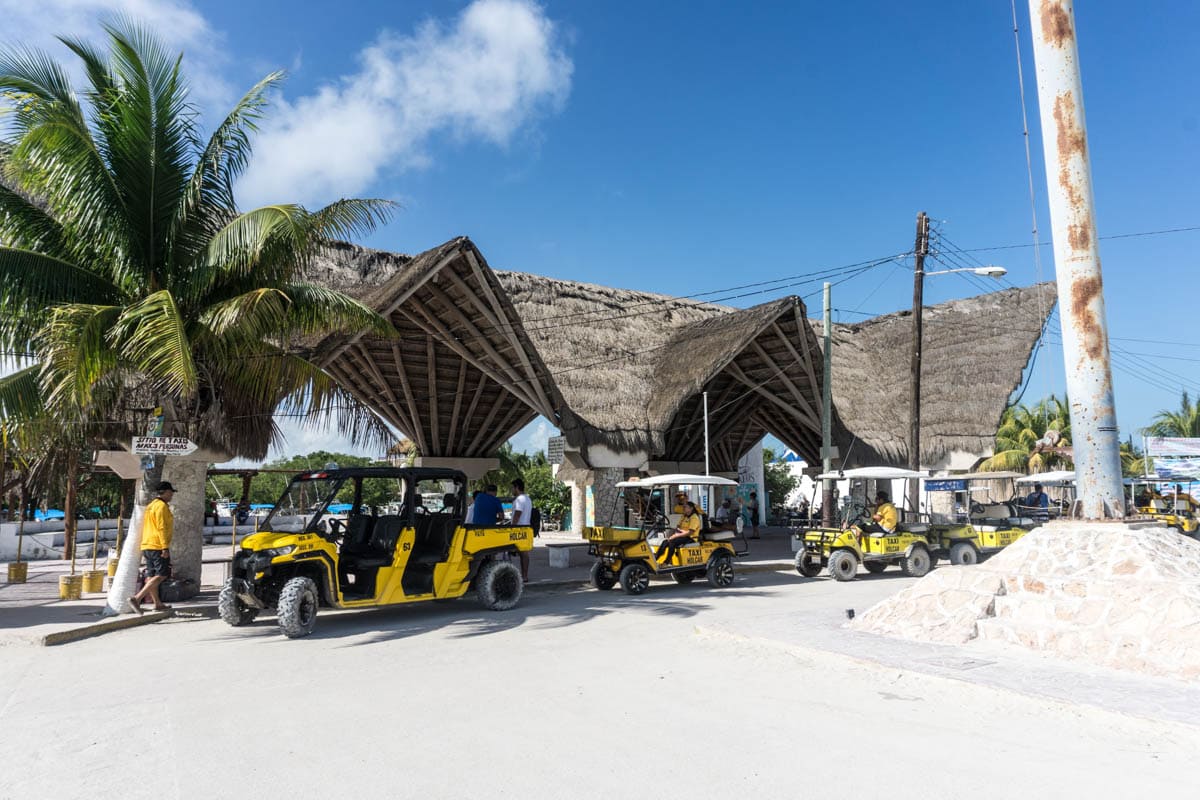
[851, 522, 1200, 680]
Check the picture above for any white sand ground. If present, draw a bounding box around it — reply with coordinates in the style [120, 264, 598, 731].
[2, 570, 1196, 800]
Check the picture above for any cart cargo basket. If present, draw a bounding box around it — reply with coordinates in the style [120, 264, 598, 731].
[584, 525, 643, 543]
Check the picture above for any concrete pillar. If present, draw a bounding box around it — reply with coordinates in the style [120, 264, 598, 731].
[568, 481, 585, 535]
[591, 467, 626, 527]
[162, 458, 206, 594]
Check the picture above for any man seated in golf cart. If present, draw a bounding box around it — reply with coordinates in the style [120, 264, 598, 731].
[860, 491, 898, 536]
[657, 501, 702, 564]
[712, 499, 737, 531]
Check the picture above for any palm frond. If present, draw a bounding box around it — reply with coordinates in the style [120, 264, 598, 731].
[0, 364, 46, 422]
[39, 303, 121, 409]
[111, 290, 197, 396]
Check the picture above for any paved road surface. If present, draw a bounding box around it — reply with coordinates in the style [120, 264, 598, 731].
[2, 569, 1196, 799]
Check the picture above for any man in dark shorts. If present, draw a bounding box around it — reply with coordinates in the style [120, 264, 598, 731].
[129, 481, 175, 613]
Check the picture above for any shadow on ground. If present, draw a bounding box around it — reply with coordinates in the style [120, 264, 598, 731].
[192, 574, 782, 647]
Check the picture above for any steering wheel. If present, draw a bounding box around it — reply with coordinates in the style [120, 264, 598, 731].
[970, 501, 985, 515]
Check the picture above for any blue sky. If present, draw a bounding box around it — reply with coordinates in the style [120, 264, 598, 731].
[5, 0, 1198, 460]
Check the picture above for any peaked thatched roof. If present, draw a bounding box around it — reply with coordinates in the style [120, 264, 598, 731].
[823, 283, 1057, 467]
[306, 237, 1054, 472]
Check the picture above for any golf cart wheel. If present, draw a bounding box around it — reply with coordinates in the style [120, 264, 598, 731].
[863, 561, 888, 575]
[949, 542, 979, 566]
[619, 563, 651, 595]
[901, 546, 932, 577]
[673, 571, 698, 585]
[706, 554, 735, 588]
[477, 559, 524, 610]
[795, 551, 821, 578]
[218, 578, 258, 627]
[828, 550, 858, 582]
[277, 576, 319, 638]
[590, 561, 617, 591]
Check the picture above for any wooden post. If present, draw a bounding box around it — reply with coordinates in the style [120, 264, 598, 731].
[908, 211, 930, 516]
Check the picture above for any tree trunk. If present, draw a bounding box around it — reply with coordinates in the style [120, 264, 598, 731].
[162, 458, 206, 587]
[63, 449, 79, 562]
[104, 459, 164, 615]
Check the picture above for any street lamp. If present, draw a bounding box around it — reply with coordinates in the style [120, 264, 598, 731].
[908, 211, 1007, 514]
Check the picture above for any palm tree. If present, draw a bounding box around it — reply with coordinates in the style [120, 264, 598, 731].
[0, 24, 395, 585]
[1145, 391, 1200, 438]
[976, 394, 1072, 474]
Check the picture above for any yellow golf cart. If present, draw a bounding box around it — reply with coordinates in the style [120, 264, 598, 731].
[586, 474, 747, 595]
[1127, 475, 1199, 536]
[923, 471, 1036, 565]
[794, 467, 946, 581]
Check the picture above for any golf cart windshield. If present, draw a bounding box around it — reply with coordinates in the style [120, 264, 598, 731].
[261, 472, 351, 532]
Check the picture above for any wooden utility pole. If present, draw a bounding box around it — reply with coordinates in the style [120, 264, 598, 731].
[908, 211, 931, 515]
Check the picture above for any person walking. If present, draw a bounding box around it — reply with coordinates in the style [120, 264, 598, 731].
[510, 478, 533, 582]
[129, 481, 175, 613]
[746, 491, 760, 538]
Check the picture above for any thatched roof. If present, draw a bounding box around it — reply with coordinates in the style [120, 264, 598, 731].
[307, 237, 1054, 472]
[824, 283, 1057, 467]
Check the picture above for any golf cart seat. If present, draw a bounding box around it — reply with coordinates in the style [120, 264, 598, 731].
[702, 530, 736, 542]
[900, 523, 929, 534]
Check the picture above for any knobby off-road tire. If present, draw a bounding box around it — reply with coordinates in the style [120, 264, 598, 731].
[828, 550, 858, 582]
[477, 559, 524, 611]
[901, 546, 933, 577]
[863, 561, 888, 574]
[706, 554, 735, 588]
[795, 550, 821, 578]
[590, 561, 617, 590]
[949, 541, 979, 566]
[619, 562, 651, 595]
[277, 576, 319, 638]
[218, 578, 258, 627]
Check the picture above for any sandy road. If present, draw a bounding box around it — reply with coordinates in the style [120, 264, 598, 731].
[1, 570, 1196, 800]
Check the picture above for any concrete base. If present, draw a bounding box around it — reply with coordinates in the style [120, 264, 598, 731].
[852, 521, 1200, 680]
[412, 456, 499, 480]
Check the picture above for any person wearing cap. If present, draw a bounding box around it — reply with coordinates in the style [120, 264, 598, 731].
[1023, 483, 1050, 523]
[129, 481, 175, 613]
[861, 490, 898, 536]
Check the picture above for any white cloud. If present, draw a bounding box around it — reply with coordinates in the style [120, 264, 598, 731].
[509, 416, 556, 456]
[0, 0, 231, 110]
[237, 0, 572, 207]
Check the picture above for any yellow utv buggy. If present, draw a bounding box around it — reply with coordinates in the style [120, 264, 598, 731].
[586, 474, 747, 595]
[219, 467, 533, 638]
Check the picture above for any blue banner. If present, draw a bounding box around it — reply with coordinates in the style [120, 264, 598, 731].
[925, 479, 967, 492]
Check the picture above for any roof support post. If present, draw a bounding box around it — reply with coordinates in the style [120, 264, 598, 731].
[1028, 0, 1124, 518]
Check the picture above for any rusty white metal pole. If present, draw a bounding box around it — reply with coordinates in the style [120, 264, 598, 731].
[1028, 0, 1124, 518]
[702, 391, 710, 476]
[821, 282, 834, 527]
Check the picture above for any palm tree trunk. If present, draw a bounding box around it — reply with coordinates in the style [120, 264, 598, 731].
[63, 449, 78, 562]
[103, 459, 164, 615]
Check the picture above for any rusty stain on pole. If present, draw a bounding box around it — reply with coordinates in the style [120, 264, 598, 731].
[1028, 0, 1124, 519]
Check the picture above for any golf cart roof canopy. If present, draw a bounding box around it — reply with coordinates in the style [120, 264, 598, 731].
[1015, 470, 1075, 486]
[958, 471, 1025, 481]
[816, 467, 928, 480]
[616, 473, 739, 489]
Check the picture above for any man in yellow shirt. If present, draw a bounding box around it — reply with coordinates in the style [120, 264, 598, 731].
[863, 490, 898, 537]
[129, 481, 175, 613]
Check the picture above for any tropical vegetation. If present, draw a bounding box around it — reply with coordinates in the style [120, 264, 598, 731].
[976, 394, 1072, 474]
[0, 24, 395, 580]
[1145, 391, 1200, 438]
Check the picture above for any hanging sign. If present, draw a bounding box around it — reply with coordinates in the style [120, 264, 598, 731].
[1147, 438, 1200, 457]
[547, 436, 566, 465]
[925, 479, 967, 492]
[132, 436, 198, 456]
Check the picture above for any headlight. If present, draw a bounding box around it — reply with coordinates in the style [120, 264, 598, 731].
[264, 545, 296, 558]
